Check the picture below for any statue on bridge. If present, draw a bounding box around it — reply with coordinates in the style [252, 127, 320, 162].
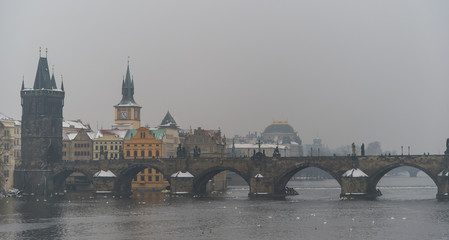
[176, 144, 187, 158]
[352, 143, 356, 156]
[273, 146, 281, 157]
[193, 145, 201, 158]
[361, 143, 365, 157]
[445, 138, 449, 155]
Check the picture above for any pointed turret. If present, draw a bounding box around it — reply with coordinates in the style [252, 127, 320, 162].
[159, 111, 178, 129]
[61, 76, 64, 91]
[33, 57, 52, 89]
[50, 72, 57, 89]
[21, 79, 25, 90]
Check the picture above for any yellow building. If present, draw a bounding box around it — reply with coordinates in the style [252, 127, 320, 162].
[0, 113, 16, 190]
[124, 127, 167, 190]
[93, 129, 127, 160]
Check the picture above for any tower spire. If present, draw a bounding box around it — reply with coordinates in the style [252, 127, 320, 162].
[21, 75, 25, 90]
[61, 75, 64, 91]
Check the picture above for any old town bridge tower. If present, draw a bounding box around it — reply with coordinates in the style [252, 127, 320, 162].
[15, 52, 65, 193]
[113, 60, 141, 129]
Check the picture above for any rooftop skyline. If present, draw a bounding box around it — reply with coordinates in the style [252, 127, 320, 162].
[1, 1, 449, 154]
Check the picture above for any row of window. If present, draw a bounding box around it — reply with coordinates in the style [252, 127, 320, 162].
[133, 175, 161, 182]
[126, 150, 159, 157]
[96, 145, 121, 151]
[139, 168, 160, 174]
[75, 143, 90, 148]
[96, 142, 120, 145]
[75, 151, 90, 156]
[126, 144, 159, 147]
[94, 153, 119, 159]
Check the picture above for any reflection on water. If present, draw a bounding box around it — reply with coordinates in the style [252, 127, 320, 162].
[1, 175, 448, 240]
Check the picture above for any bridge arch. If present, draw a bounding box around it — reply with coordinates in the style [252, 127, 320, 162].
[193, 166, 250, 195]
[53, 168, 93, 192]
[114, 164, 170, 196]
[275, 164, 342, 195]
[369, 163, 439, 192]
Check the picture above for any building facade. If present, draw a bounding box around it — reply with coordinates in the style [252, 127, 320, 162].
[124, 127, 167, 190]
[0, 114, 16, 190]
[62, 129, 94, 161]
[158, 111, 180, 158]
[183, 128, 226, 158]
[92, 129, 127, 160]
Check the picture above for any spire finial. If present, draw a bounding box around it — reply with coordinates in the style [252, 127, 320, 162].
[52, 65, 54, 74]
[21, 75, 25, 90]
[127, 56, 130, 65]
[46, 48, 48, 57]
[39, 47, 41, 57]
[61, 74, 64, 91]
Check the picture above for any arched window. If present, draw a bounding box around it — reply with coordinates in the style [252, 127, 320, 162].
[148, 151, 152, 157]
[126, 151, 130, 157]
[141, 150, 145, 157]
[134, 151, 137, 157]
[156, 150, 160, 157]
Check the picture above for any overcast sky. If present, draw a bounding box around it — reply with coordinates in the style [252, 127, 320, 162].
[1, 1, 449, 154]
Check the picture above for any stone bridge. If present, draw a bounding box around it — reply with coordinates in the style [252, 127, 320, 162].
[15, 155, 449, 200]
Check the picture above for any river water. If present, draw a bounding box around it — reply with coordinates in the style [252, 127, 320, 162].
[1, 174, 448, 240]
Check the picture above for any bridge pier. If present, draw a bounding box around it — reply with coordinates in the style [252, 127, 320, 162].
[340, 176, 377, 200]
[248, 175, 284, 199]
[436, 174, 449, 200]
[170, 171, 194, 196]
[14, 169, 55, 196]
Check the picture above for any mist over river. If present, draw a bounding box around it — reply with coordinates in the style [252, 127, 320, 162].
[1, 174, 448, 240]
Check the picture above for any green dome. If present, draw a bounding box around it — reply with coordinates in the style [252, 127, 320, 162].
[263, 121, 295, 134]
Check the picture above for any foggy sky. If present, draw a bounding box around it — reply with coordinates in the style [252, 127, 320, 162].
[1, 1, 449, 154]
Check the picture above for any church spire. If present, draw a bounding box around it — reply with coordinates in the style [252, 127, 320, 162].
[117, 58, 139, 106]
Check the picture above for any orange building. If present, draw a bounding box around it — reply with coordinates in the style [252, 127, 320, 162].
[123, 127, 167, 190]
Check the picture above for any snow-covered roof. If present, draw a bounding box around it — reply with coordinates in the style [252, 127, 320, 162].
[93, 170, 116, 178]
[171, 171, 194, 178]
[229, 143, 286, 149]
[0, 112, 13, 120]
[63, 129, 95, 141]
[63, 120, 89, 129]
[65, 131, 78, 141]
[14, 120, 21, 126]
[342, 168, 368, 177]
[255, 173, 264, 178]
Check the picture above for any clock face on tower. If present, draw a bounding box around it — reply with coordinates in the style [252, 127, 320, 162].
[121, 111, 128, 119]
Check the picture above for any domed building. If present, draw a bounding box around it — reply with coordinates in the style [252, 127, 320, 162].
[262, 121, 303, 156]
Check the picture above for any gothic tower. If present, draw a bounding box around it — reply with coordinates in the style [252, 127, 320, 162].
[20, 54, 65, 169]
[114, 61, 141, 129]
